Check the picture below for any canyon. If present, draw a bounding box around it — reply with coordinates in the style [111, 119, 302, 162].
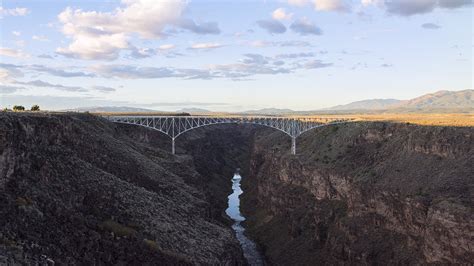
[0, 112, 472, 264]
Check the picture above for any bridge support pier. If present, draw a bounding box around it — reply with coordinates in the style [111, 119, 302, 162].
[291, 137, 296, 155]
[171, 138, 176, 155]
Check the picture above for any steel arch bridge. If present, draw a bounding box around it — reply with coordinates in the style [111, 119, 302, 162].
[104, 116, 353, 155]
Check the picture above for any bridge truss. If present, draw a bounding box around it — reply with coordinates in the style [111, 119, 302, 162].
[105, 116, 353, 155]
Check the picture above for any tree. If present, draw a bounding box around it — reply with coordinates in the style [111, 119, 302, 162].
[31, 105, 40, 111]
[12, 105, 25, 111]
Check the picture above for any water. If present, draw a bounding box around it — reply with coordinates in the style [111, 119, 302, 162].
[226, 173, 265, 266]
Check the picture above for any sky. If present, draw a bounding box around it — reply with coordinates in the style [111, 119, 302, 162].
[0, 0, 472, 111]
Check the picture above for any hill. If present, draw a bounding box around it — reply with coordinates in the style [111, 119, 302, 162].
[242, 108, 295, 115]
[326, 99, 401, 111]
[177, 108, 212, 114]
[393, 90, 473, 110]
[324, 90, 473, 112]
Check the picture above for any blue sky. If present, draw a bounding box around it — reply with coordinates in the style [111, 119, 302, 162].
[0, 0, 472, 111]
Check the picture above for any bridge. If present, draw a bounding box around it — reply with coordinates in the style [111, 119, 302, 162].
[105, 116, 353, 155]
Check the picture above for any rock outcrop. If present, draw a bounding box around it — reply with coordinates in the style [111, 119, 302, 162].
[241, 122, 473, 265]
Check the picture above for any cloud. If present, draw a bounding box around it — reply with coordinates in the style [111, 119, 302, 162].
[56, 1, 187, 60]
[385, 0, 437, 15]
[304, 60, 333, 69]
[0, 85, 25, 94]
[241, 54, 269, 65]
[422, 23, 441, 29]
[381, 63, 393, 67]
[0, 64, 23, 83]
[314, 0, 351, 12]
[272, 8, 293, 20]
[438, 0, 472, 8]
[288, 0, 351, 11]
[38, 54, 54, 59]
[15, 80, 88, 92]
[0, 47, 29, 58]
[93, 65, 178, 79]
[275, 52, 315, 59]
[189, 43, 223, 49]
[257, 20, 287, 34]
[12, 31, 21, 36]
[178, 19, 221, 34]
[249, 40, 313, 48]
[0, 7, 29, 17]
[290, 18, 322, 35]
[159, 44, 176, 50]
[279, 40, 314, 47]
[288, 0, 311, 7]
[93, 86, 116, 93]
[366, 0, 472, 16]
[129, 47, 157, 59]
[32, 35, 50, 42]
[29, 64, 95, 77]
[93, 57, 295, 80]
[0, 63, 95, 78]
[210, 63, 291, 79]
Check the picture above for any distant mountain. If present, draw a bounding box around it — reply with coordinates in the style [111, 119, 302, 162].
[326, 99, 401, 111]
[65, 106, 159, 113]
[393, 90, 473, 110]
[325, 90, 473, 112]
[177, 108, 212, 114]
[242, 108, 295, 115]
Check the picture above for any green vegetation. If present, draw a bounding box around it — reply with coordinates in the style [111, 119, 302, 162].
[15, 197, 33, 206]
[30, 105, 40, 111]
[12, 105, 25, 112]
[143, 239, 160, 252]
[99, 220, 137, 237]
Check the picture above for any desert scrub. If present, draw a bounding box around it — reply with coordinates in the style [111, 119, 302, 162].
[15, 197, 33, 206]
[99, 220, 137, 237]
[143, 239, 160, 252]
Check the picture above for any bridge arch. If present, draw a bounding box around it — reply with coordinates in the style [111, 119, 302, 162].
[105, 116, 352, 155]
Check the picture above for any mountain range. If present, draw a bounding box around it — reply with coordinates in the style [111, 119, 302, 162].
[66, 90, 473, 114]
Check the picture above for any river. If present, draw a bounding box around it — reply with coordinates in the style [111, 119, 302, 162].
[226, 173, 265, 265]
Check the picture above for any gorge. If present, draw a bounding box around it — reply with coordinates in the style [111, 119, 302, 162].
[0, 112, 472, 264]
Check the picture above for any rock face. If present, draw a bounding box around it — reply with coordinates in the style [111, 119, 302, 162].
[241, 122, 473, 265]
[0, 113, 247, 265]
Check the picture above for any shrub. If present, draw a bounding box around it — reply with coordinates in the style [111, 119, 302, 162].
[99, 220, 137, 237]
[15, 197, 33, 206]
[12, 105, 25, 112]
[31, 105, 40, 111]
[144, 239, 160, 252]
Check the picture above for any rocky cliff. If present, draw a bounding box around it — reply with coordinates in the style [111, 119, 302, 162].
[0, 112, 248, 265]
[241, 122, 473, 265]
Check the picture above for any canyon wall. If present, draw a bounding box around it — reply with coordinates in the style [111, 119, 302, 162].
[0, 113, 248, 265]
[1, 113, 472, 265]
[241, 122, 473, 265]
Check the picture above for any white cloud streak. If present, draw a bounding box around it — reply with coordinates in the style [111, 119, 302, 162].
[0, 7, 29, 17]
[0, 47, 29, 58]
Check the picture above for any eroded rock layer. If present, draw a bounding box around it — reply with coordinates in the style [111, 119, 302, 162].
[241, 122, 473, 265]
